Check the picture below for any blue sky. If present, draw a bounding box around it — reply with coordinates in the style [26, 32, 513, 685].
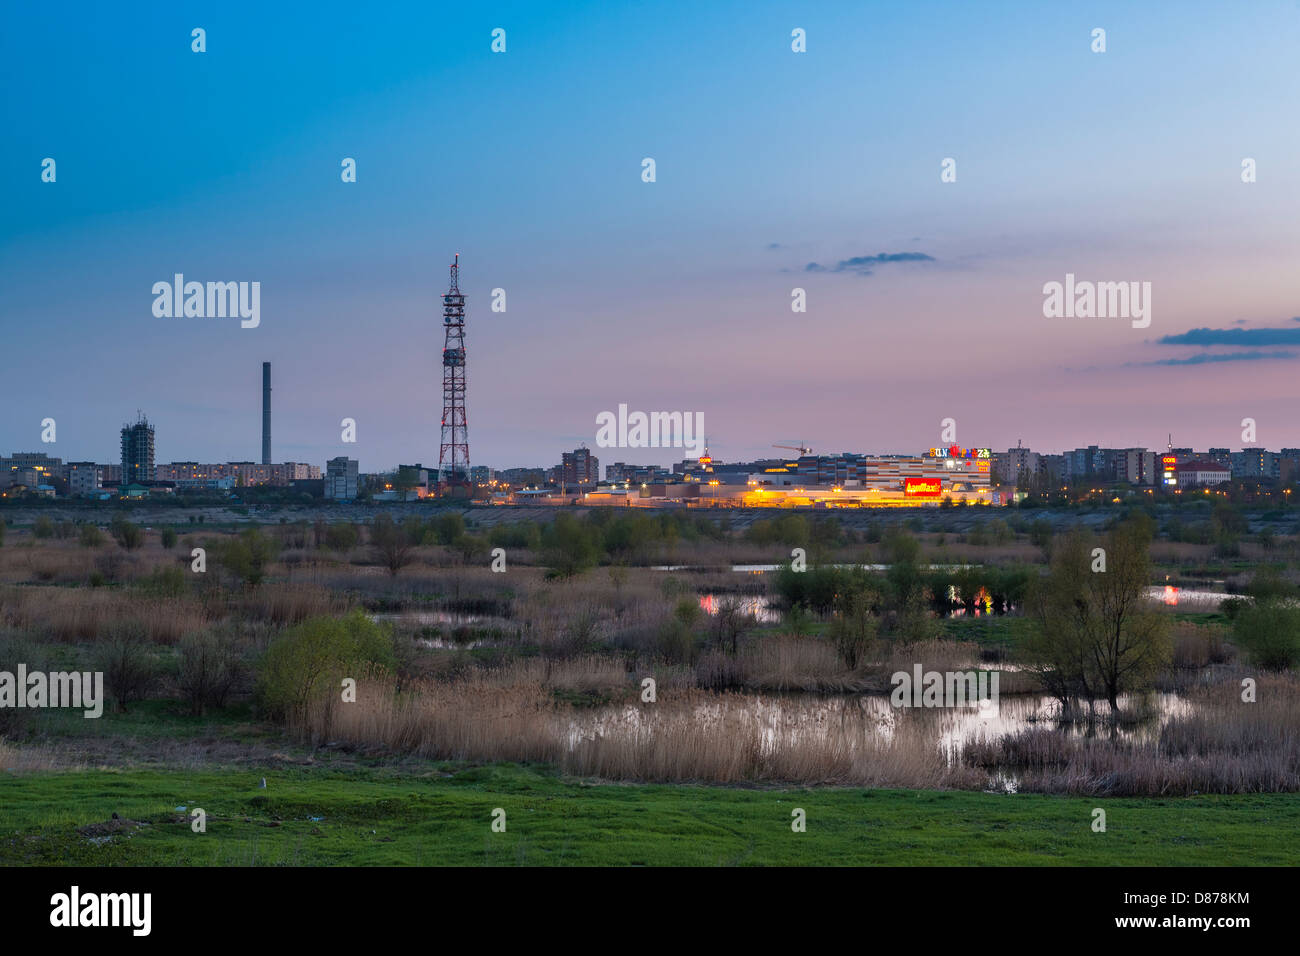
[4, 0, 1300, 471]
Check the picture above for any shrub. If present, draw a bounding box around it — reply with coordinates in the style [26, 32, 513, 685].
[160, 527, 178, 549]
[109, 514, 144, 550]
[257, 610, 396, 720]
[33, 516, 54, 539]
[656, 618, 695, 664]
[177, 631, 245, 715]
[829, 591, 877, 670]
[430, 512, 466, 546]
[324, 522, 359, 552]
[1246, 568, 1297, 604]
[488, 521, 541, 550]
[0, 631, 49, 735]
[772, 564, 841, 614]
[659, 575, 687, 598]
[673, 597, 701, 627]
[217, 528, 277, 588]
[989, 519, 1013, 545]
[134, 565, 187, 598]
[94, 551, 128, 583]
[370, 514, 416, 577]
[95, 622, 158, 712]
[1220, 596, 1248, 621]
[746, 514, 809, 548]
[709, 596, 753, 654]
[1029, 519, 1053, 551]
[1233, 601, 1300, 671]
[79, 523, 105, 548]
[541, 513, 600, 579]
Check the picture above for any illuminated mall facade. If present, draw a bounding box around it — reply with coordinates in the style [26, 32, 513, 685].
[582, 447, 998, 508]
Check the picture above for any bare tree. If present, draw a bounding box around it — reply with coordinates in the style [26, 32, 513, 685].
[370, 514, 415, 577]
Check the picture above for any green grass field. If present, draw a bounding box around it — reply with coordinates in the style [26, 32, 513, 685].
[3, 763, 1296, 866]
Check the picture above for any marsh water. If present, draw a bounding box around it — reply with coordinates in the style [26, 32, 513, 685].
[692, 585, 1231, 625]
[370, 564, 1210, 764]
[567, 690, 1198, 782]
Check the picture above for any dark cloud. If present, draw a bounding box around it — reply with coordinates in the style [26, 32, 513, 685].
[1157, 326, 1300, 347]
[803, 251, 935, 276]
[1130, 350, 1297, 367]
[766, 242, 783, 250]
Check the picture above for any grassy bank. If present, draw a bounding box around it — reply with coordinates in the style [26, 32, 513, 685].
[2, 764, 1295, 866]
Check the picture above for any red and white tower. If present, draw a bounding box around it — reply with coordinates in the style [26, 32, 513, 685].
[438, 254, 469, 484]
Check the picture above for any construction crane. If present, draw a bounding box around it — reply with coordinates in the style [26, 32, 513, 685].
[773, 441, 812, 456]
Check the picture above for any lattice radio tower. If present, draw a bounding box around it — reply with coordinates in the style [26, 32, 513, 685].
[438, 254, 469, 484]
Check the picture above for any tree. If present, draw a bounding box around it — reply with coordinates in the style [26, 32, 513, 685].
[431, 512, 466, 546]
[710, 596, 752, 655]
[178, 630, 245, 715]
[541, 513, 600, 579]
[324, 522, 359, 552]
[370, 513, 416, 577]
[1029, 519, 1053, 553]
[33, 516, 54, 539]
[109, 513, 144, 550]
[1027, 520, 1171, 712]
[95, 622, 157, 712]
[829, 589, 877, 669]
[218, 527, 277, 588]
[453, 533, 488, 565]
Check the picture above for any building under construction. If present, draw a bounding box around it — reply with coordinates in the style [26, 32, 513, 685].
[120, 413, 155, 484]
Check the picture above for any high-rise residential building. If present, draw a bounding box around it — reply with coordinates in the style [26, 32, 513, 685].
[121, 414, 155, 483]
[560, 447, 600, 487]
[995, 445, 1039, 485]
[324, 457, 359, 499]
[469, 465, 493, 484]
[1037, 454, 1067, 484]
[1113, 448, 1154, 485]
[1065, 446, 1102, 479]
[1231, 449, 1280, 480]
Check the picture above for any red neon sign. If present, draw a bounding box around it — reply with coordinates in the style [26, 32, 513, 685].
[905, 477, 943, 497]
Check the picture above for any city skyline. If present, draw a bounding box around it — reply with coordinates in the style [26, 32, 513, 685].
[5, 1, 1300, 469]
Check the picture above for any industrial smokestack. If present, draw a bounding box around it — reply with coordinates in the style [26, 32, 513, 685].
[261, 362, 271, 465]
